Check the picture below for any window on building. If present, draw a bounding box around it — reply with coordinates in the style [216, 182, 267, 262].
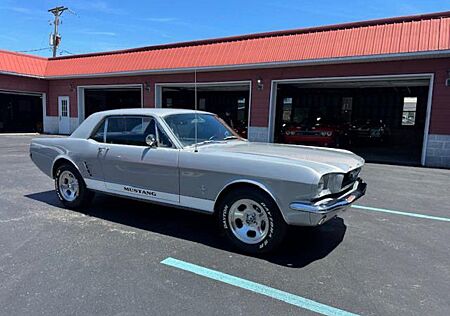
[61, 99, 68, 117]
[342, 97, 353, 123]
[402, 97, 417, 126]
[237, 97, 246, 121]
[282, 97, 293, 122]
[198, 98, 206, 110]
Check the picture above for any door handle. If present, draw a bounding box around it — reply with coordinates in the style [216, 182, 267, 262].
[98, 147, 109, 154]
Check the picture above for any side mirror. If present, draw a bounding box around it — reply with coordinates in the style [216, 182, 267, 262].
[145, 134, 157, 147]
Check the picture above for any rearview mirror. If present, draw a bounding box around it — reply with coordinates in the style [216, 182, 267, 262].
[145, 134, 157, 147]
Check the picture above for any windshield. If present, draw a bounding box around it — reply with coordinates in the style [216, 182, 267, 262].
[163, 113, 240, 146]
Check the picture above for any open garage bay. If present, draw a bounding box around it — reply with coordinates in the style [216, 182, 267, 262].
[82, 86, 142, 119]
[273, 78, 430, 165]
[0, 92, 43, 133]
[159, 82, 250, 138]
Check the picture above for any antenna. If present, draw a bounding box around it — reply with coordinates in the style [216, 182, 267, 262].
[194, 68, 198, 153]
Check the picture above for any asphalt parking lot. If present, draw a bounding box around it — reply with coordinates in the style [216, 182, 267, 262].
[0, 135, 449, 316]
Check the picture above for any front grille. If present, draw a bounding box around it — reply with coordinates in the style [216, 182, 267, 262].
[342, 167, 361, 188]
[295, 130, 320, 136]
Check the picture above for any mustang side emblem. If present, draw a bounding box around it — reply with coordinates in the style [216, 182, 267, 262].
[123, 186, 156, 197]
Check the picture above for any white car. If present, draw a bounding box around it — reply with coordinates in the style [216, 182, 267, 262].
[30, 108, 366, 253]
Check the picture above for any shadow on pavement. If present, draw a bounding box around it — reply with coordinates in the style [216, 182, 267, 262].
[26, 190, 347, 268]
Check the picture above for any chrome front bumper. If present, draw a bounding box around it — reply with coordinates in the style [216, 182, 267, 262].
[289, 179, 367, 226]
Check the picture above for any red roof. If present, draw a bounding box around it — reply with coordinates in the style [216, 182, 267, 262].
[1, 11, 450, 78]
[0, 50, 47, 77]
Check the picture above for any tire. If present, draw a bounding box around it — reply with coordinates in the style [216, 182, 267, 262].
[217, 187, 287, 254]
[54, 163, 94, 209]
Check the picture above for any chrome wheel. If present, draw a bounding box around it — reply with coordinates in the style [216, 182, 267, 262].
[228, 199, 269, 244]
[58, 170, 79, 202]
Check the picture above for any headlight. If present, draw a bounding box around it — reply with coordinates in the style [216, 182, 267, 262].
[316, 173, 344, 198]
[320, 131, 333, 137]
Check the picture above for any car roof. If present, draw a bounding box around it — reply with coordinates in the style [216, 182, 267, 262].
[95, 108, 212, 117]
[70, 108, 214, 139]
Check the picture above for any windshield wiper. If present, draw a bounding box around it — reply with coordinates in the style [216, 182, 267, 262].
[190, 136, 239, 148]
[192, 140, 222, 147]
[223, 135, 239, 140]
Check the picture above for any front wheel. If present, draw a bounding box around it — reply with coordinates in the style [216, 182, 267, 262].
[217, 188, 287, 254]
[55, 164, 94, 209]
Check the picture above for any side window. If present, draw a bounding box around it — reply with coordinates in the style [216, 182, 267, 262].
[106, 116, 154, 146]
[91, 120, 106, 143]
[102, 116, 173, 148]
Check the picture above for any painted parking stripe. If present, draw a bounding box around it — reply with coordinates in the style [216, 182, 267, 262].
[161, 257, 359, 316]
[352, 205, 450, 222]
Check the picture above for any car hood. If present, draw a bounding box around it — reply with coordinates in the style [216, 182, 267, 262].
[198, 141, 364, 173]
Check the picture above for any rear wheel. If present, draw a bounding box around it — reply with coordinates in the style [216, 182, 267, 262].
[217, 188, 287, 254]
[55, 164, 94, 209]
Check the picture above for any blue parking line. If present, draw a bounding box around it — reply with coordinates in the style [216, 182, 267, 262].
[352, 205, 450, 222]
[161, 257, 359, 316]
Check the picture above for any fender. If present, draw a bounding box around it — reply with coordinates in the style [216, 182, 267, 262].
[214, 179, 289, 223]
[52, 155, 83, 178]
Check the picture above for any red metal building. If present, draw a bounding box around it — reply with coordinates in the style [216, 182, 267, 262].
[1, 11, 449, 167]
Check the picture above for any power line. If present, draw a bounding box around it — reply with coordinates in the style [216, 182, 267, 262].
[17, 47, 51, 53]
[59, 49, 74, 55]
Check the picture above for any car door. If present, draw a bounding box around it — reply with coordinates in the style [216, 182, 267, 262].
[99, 115, 179, 204]
[78, 119, 109, 190]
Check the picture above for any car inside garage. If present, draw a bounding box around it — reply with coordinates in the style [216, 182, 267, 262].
[83, 87, 142, 119]
[0, 92, 43, 133]
[159, 83, 250, 137]
[273, 78, 430, 165]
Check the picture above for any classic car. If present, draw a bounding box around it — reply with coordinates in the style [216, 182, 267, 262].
[281, 116, 346, 148]
[30, 108, 366, 253]
[347, 119, 390, 144]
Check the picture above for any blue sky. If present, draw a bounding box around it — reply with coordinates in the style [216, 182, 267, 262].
[0, 0, 449, 57]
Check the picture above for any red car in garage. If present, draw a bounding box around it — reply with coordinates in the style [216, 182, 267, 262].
[282, 117, 345, 148]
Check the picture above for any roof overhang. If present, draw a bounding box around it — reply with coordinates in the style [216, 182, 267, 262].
[0, 70, 45, 79]
[3, 49, 450, 80]
[44, 50, 450, 80]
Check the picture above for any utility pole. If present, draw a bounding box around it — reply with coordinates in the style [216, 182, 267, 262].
[48, 6, 68, 57]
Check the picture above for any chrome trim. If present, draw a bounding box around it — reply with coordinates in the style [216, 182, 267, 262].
[291, 199, 352, 214]
[289, 179, 366, 215]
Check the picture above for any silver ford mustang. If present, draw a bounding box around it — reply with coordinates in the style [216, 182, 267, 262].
[30, 108, 366, 253]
